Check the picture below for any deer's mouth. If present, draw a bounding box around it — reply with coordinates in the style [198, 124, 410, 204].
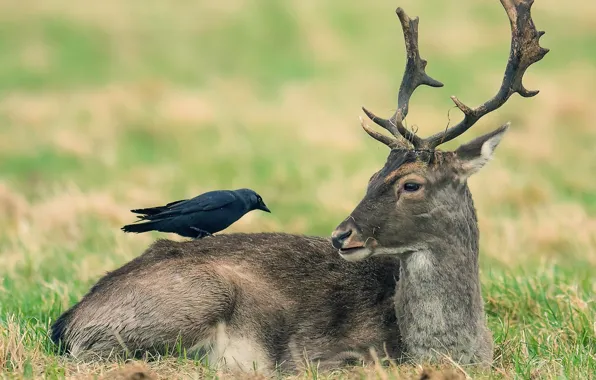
[338, 246, 373, 262]
[338, 236, 379, 261]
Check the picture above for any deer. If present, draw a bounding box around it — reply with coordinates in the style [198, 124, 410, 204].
[50, 0, 547, 375]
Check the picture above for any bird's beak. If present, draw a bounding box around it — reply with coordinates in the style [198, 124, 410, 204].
[259, 204, 271, 213]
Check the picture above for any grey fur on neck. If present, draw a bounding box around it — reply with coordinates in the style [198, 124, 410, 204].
[393, 214, 493, 365]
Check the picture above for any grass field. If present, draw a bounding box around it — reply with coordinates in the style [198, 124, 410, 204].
[0, 0, 595, 378]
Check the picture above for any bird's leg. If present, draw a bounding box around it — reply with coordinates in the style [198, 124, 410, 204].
[190, 227, 214, 239]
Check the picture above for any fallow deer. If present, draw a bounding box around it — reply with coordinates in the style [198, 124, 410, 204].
[50, 0, 548, 374]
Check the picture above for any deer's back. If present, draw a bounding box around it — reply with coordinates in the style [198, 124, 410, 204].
[100, 232, 398, 299]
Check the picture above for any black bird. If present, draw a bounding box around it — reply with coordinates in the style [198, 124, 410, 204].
[121, 188, 271, 239]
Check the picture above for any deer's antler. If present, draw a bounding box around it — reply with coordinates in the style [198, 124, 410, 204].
[363, 0, 549, 150]
[361, 7, 444, 149]
[423, 0, 549, 149]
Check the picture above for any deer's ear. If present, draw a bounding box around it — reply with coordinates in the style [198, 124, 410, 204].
[454, 123, 509, 178]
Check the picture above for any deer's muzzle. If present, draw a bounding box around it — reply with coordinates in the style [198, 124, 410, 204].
[331, 221, 366, 251]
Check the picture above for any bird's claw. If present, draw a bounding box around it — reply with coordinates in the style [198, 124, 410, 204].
[190, 227, 214, 239]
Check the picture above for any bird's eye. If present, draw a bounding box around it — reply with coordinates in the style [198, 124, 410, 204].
[403, 182, 422, 192]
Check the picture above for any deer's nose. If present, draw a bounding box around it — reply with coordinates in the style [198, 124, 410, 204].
[331, 228, 353, 250]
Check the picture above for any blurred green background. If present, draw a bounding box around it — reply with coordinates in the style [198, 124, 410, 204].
[0, 0, 595, 378]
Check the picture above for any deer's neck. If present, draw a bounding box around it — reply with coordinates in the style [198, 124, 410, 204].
[394, 239, 492, 365]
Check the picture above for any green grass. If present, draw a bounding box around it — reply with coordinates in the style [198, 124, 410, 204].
[1, 0, 595, 378]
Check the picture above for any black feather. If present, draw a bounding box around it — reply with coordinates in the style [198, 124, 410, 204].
[121, 188, 271, 239]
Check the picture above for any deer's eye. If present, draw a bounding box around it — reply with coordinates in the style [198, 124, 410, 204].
[403, 182, 422, 192]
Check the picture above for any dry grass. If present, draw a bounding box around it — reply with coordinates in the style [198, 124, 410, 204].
[0, 0, 595, 378]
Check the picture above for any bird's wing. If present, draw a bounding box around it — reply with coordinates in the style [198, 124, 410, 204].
[178, 191, 238, 214]
[164, 199, 188, 208]
[130, 206, 166, 216]
[130, 199, 188, 218]
[145, 191, 237, 219]
[128, 191, 237, 221]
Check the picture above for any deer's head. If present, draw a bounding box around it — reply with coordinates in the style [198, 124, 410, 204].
[332, 0, 548, 262]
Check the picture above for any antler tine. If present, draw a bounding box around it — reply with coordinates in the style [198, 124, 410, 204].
[424, 0, 549, 149]
[362, 7, 444, 149]
[360, 116, 399, 148]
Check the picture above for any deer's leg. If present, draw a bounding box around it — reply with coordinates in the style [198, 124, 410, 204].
[53, 263, 237, 362]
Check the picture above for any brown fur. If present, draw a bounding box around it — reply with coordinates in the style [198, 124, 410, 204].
[52, 233, 402, 373]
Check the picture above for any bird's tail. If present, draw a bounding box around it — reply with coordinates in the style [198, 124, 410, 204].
[121, 220, 161, 234]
